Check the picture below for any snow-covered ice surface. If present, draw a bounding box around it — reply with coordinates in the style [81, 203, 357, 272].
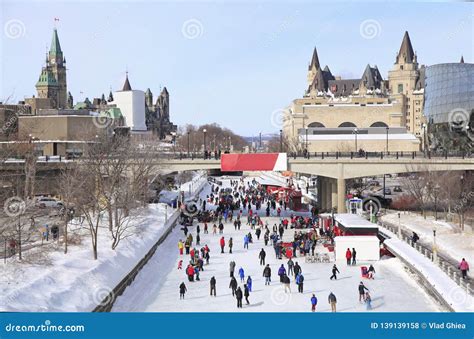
[381, 211, 473, 265]
[113, 177, 442, 312]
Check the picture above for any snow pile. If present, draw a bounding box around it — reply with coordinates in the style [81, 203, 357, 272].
[1, 204, 178, 312]
[381, 211, 473, 264]
[381, 227, 474, 312]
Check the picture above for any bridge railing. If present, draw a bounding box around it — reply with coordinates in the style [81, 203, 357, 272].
[288, 150, 472, 160]
[161, 150, 472, 161]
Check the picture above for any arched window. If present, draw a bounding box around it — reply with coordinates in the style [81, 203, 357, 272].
[370, 121, 388, 128]
[338, 122, 357, 128]
[308, 122, 325, 128]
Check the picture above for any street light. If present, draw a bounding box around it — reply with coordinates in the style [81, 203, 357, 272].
[305, 128, 309, 153]
[279, 129, 283, 152]
[187, 131, 190, 157]
[433, 184, 440, 220]
[432, 228, 438, 264]
[170, 132, 176, 154]
[397, 212, 402, 239]
[421, 123, 427, 153]
[385, 126, 389, 154]
[203, 128, 207, 153]
[353, 128, 358, 152]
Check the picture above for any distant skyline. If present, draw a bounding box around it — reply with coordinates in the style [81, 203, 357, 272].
[1, 1, 472, 135]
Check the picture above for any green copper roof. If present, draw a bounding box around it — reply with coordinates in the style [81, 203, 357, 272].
[102, 107, 122, 118]
[49, 28, 62, 56]
[36, 68, 58, 87]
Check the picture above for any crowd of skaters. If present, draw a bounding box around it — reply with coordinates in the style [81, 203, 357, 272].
[174, 175, 470, 312]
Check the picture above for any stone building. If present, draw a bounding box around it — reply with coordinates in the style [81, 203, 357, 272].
[283, 31, 426, 153]
[32, 28, 68, 110]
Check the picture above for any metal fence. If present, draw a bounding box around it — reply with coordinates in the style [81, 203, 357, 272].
[378, 220, 473, 297]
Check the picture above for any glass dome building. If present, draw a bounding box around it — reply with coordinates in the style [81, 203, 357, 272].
[423, 62, 473, 152]
[424, 63, 473, 124]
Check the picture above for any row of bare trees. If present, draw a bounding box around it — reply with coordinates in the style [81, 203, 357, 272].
[59, 134, 157, 259]
[398, 168, 473, 231]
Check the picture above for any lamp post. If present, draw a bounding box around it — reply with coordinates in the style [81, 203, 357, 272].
[279, 129, 283, 152]
[187, 131, 190, 157]
[397, 212, 402, 239]
[421, 123, 426, 153]
[259, 132, 262, 151]
[353, 128, 358, 152]
[460, 174, 465, 231]
[385, 126, 389, 154]
[203, 128, 207, 153]
[434, 184, 440, 221]
[170, 132, 176, 155]
[305, 128, 309, 153]
[432, 228, 438, 264]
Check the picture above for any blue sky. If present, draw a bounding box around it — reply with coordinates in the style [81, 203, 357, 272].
[1, 0, 472, 135]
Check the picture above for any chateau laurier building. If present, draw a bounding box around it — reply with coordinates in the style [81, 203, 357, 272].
[283, 32, 426, 152]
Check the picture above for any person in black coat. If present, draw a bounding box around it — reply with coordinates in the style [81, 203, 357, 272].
[244, 284, 250, 304]
[210, 276, 216, 296]
[263, 264, 272, 285]
[259, 248, 266, 266]
[352, 248, 357, 265]
[179, 282, 187, 299]
[358, 281, 369, 302]
[330, 264, 340, 280]
[294, 262, 302, 277]
[229, 277, 238, 296]
[235, 287, 243, 308]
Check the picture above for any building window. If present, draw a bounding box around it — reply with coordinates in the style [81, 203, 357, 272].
[400, 65, 404, 70]
[398, 84, 403, 93]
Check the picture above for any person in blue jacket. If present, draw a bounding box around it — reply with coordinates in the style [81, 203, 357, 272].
[244, 234, 249, 249]
[311, 294, 318, 312]
[278, 264, 286, 282]
[238, 267, 245, 283]
[246, 276, 253, 292]
[296, 273, 304, 293]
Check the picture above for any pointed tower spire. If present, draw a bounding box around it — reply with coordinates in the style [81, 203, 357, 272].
[308, 47, 321, 70]
[460, 55, 464, 63]
[396, 31, 415, 64]
[49, 28, 63, 57]
[122, 72, 132, 91]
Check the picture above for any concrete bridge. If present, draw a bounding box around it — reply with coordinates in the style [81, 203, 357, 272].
[2, 154, 473, 213]
[154, 155, 474, 213]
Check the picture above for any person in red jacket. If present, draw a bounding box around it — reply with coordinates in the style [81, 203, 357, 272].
[220, 237, 225, 253]
[345, 248, 352, 266]
[186, 265, 195, 282]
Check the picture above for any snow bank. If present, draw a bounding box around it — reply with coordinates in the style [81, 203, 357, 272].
[381, 227, 474, 312]
[1, 204, 178, 312]
[381, 211, 473, 264]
